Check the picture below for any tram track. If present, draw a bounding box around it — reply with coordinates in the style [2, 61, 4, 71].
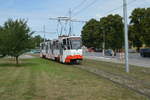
[74, 64, 150, 99]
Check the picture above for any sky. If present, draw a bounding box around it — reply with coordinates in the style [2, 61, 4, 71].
[0, 0, 149, 39]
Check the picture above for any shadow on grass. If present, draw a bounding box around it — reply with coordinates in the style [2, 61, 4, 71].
[0, 63, 38, 67]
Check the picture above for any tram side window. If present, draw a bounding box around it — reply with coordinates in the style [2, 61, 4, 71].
[46, 44, 48, 53]
[49, 43, 51, 49]
[63, 39, 67, 50]
[53, 41, 56, 49]
[67, 39, 71, 49]
[63, 39, 66, 45]
[56, 42, 59, 49]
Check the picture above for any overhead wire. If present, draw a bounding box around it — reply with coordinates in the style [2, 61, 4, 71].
[63, 0, 92, 35]
[72, 0, 136, 18]
[72, 0, 89, 12]
[64, 0, 88, 17]
[72, 0, 98, 17]
[71, 0, 138, 19]
[102, 0, 138, 16]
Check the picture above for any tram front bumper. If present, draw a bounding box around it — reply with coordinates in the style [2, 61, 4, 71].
[65, 55, 83, 63]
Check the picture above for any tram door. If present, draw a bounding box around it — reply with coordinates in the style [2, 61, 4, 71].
[46, 43, 48, 54]
[51, 42, 54, 54]
[60, 43, 63, 55]
[60, 39, 66, 55]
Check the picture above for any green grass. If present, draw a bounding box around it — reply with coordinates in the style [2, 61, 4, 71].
[0, 58, 149, 100]
[82, 59, 150, 83]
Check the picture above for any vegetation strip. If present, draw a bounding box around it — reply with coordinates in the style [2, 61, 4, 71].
[82, 59, 150, 83]
[74, 65, 150, 98]
[0, 58, 149, 100]
[0, 68, 22, 99]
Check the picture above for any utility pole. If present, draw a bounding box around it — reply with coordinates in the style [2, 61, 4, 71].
[43, 25, 46, 43]
[123, 0, 129, 73]
[102, 28, 105, 56]
[69, 8, 72, 36]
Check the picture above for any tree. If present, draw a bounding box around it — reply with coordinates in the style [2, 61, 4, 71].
[128, 25, 143, 49]
[81, 19, 101, 48]
[99, 14, 124, 51]
[81, 14, 124, 51]
[0, 19, 34, 64]
[32, 35, 44, 48]
[0, 26, 6, 58]
[129, 8, 150, 51]
[142, 8, 150, 46]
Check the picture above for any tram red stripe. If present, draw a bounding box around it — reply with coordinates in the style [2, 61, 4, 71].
[65, 55, 83, 63]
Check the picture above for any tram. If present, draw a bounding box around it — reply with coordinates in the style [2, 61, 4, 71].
[40, 36, 83, 64]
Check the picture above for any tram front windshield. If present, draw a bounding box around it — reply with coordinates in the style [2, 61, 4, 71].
[70, 38, 81, 49]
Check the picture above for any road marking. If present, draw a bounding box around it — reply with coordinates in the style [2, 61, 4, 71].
[95, 56, 111, 60]
[85, 56, 111, 60]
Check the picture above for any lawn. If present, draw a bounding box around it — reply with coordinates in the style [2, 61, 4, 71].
[82, 59, 150, 83]
[0, 58, 149, 100]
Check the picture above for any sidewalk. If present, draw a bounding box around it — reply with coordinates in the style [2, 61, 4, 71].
[84, 54, 150, 68]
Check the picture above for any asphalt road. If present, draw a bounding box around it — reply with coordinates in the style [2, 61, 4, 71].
[84, 52, 150, 68]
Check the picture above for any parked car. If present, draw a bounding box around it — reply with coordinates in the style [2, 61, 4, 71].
[95, 48, 102, 52]
[29, 49, 40, 54]
[140, 48, 150, 57]
[88, 47, 95, 52]
[128, 49, 136, 53]
[105, 49, 113, 56]
[105, 49, 116, 56]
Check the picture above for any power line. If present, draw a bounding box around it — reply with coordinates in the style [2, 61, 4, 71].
[103, 5, 123, 16]
[72, 0, 137, 18]
[72, 0, 89, 12]
[102, 0, 138, 16]
[65, 0, 89, 18]
[72, 0, 98, 17]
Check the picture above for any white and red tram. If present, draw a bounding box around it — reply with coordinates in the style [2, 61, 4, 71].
[40, 36, 83, 64]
